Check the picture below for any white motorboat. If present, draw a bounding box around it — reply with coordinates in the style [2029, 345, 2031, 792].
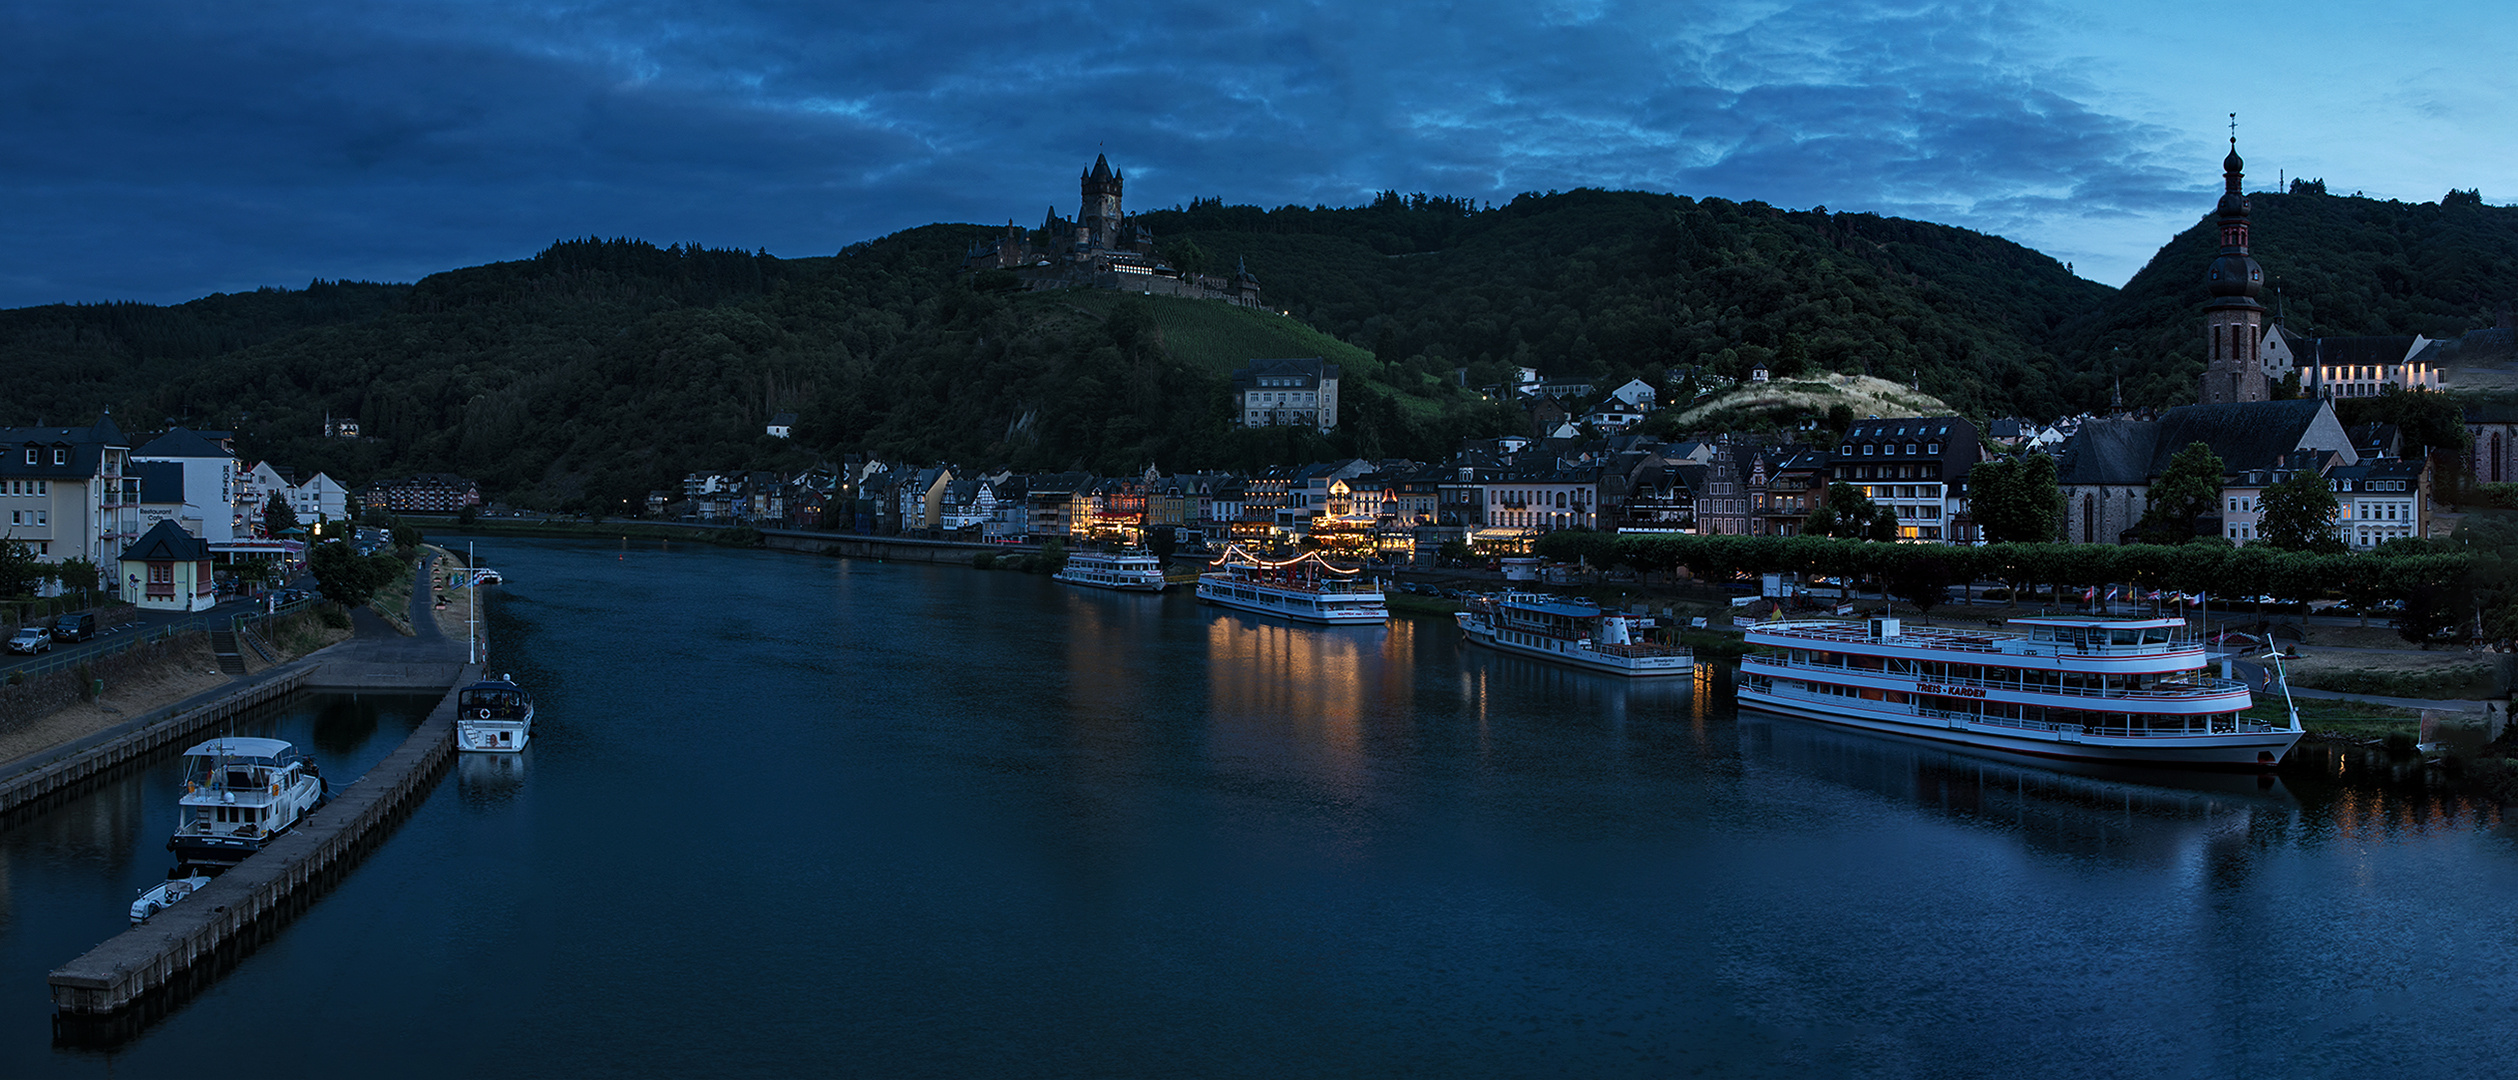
[456, 674, 535, 753]
[129, 873, 213, 925]
[166, 737, 329, 868]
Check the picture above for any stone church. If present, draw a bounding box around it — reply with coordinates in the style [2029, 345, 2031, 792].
[2057, 138, 2357, 544]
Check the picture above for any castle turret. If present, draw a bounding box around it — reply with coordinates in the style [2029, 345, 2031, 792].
[1080, 154, 1124, 251]
[2199, 134, 2269, 405]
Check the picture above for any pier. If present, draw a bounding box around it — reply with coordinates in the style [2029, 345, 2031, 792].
[47, 663, 477, 1022]
[758, 527, 1018, 564]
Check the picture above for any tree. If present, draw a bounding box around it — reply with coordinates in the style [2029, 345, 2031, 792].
[262, 492, 299, 539]
[308, 540, 405, 607]
[2257, 469, 2342, 552]
[1146, 525, 1178, 562]
[1972, 453, 2062, 543]
[55, 556, 102, 600]
[1808, 482, 1897, 541]
[1886, 554, 1957, 613]
[2135, 442, 2224, 544]
[0, 538, 51, 598]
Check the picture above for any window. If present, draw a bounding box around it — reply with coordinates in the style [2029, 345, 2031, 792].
[21, 449, 31, 465]
[52, 448, 66, 465]
[1927, 443, 1940, 454]
[1863, 445, 1874, 455]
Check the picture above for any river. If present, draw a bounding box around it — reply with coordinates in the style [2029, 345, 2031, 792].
[5, 535, 2516, 1077]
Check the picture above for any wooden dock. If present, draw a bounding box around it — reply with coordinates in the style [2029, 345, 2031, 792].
[0, 667, 312, 818]
[46, 664, 477, 1021]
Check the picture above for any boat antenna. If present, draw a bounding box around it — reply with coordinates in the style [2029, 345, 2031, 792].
[2261, 649, 2304, 732]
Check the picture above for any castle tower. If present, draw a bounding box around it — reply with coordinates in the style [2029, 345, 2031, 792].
[2199, 134, 2269, 405]
[1080, 154, 1124, 252]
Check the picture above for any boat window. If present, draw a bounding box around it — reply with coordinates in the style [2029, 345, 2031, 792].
[2110, 630, 2137, 645]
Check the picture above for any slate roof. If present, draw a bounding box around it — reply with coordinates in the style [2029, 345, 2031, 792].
[2150, 399, 2335, 474]
[2055, 418, 2162, 485]
[121, 520, 210, 562]
[1, 416, 127, 479]
[2303, 336, 2420, 368]
[134, 460, 185, 504]
[132, 427, 232, 460]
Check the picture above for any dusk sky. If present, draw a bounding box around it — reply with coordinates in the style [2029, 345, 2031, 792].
[5, 0, 2509, 310]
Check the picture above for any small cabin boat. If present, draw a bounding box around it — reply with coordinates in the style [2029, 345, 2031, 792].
[457, 674, 535, 753]
[166, 737, 328, 869]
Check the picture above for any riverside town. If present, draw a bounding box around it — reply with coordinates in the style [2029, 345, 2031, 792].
[8, 127, 2518, 1076]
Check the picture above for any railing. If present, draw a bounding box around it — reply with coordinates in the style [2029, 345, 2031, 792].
[1744, 620, 2205, 658]
[1740, 654, 2247, 702]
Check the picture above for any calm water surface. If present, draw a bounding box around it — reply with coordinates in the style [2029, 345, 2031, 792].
[6, 536, 2517, 1077]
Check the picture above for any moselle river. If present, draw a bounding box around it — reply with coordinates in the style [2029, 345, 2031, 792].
[6, 535, 2518, 1077]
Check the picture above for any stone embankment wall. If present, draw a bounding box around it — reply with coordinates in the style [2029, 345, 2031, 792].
[758, 529, 1024, 565]
[0, 632, 213, 734]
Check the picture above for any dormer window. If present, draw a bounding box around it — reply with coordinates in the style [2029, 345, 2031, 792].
[1926, 443, 1939, 454]
[52, 448, 67, 465]
[1905, 444, 1918, 455]
[1863, 445, 1874, 456]
[21, 448, 33, 465]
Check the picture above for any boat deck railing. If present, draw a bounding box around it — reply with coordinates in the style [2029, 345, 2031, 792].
[1747, 620, 2203, 658]
[1740, 655, 2246, 701]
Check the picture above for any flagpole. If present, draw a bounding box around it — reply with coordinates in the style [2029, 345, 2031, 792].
[467, 541, 478, 665]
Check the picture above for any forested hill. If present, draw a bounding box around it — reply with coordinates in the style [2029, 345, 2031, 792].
[2066, 187, 2518, 406]
[6, 184, 2513, 511]
[1146, 189, 2111, 418]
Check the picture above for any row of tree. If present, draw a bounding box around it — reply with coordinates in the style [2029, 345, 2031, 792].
[1531, 531, 2481, 642]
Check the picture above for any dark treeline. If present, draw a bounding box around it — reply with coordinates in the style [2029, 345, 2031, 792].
[1533, 530, 2503, 642]
[6, 185, 2518, 509]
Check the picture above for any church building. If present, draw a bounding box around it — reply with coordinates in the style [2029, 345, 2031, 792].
[2198, 137, 2270, 405]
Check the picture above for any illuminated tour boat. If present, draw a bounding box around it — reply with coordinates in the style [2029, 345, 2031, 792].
[1737, 615, 2302, 767]
[1195, 544, 1388, 625]
[166, 737, 330, 868]
[457, 674, 536, 753]
[1052, 549, 1168, 592]
[1457, 591, 1693, 676]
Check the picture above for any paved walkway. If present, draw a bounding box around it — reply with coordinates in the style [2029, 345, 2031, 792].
[299, 555, 464, 690]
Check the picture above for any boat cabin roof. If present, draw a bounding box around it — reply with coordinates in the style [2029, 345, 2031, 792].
[2007, 616, 2185, 631]
[181, 737, 296, 762]
[1498, 592, 1604, 617]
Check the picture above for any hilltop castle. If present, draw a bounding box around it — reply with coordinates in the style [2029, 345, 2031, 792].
[964, 154, 1265, 308]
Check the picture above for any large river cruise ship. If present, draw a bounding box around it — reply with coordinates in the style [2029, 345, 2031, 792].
[1738, 614, 2301, 768]
[1053, 549, 1167, 592]
[1458, 591, 1693, 677]
[1195, 545, 1387, 625]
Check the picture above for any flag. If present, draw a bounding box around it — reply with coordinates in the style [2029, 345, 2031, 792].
[2083, 586, 2097, 602]
[2104, 587, 2119, 601]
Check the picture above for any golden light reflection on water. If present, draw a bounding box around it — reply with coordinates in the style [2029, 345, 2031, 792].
[2327, 788, 2501, 840]
[1203, 613, 1398, 805]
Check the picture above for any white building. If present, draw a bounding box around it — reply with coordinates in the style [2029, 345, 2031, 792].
[1231, 357, 1341, 432]
[130, 428, 242, 544]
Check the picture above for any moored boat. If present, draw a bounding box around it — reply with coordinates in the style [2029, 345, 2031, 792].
[1457, 591, 1693, 676]
[1052, 549, 1167, 592]
[166, 737, 329, 868]
[1195, 544, 1387, 625]
[129, 872, 213, 925]
[457, 674, 535, 753]
[1737, 614, 2300, 768]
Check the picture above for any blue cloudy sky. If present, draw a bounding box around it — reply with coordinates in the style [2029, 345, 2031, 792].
[4, 0, 2509, 308]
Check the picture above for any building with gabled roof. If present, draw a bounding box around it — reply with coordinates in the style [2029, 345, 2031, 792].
[1, 415, 141, 587]
[117, 519, 216, 611]
[2059, 398, 2355, 544]
[1232, 357, 1341, 433]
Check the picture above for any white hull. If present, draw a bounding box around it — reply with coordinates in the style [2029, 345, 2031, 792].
[1737, 686, 2301, 768]
[457, 717, 532, 753]
[1054, 571, 1165, 592]
[1196, 579, 1387, 625]
[1459, 618, 1692, 676]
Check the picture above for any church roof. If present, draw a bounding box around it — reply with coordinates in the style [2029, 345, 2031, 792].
[2150, 399, 2334, 474]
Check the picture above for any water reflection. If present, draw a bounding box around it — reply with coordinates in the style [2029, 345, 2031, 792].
[456, 750, 530, 806]
[1737, 708, 2296, 869]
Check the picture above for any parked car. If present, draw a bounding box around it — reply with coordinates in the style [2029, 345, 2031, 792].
[53, 611, 97, 642]
[6, 626, 52, 654]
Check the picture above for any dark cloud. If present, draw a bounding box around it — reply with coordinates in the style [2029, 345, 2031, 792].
[0, 0, 2206, 306]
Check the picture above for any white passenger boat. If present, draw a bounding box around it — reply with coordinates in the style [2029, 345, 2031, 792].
[1458, 591, 1693, 676]
[1195, 545, 1387, 625]
[456, 674, 535, 753]
[1052, 549, 1167, 592]
[1737, 615, 2301, 768]
[129, 872, 213, 925]
[166, 737, 329, 868]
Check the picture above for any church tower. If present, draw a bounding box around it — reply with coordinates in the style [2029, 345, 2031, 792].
[2199, 133, 2269, 405]
[1080, 154, 1124, 252]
